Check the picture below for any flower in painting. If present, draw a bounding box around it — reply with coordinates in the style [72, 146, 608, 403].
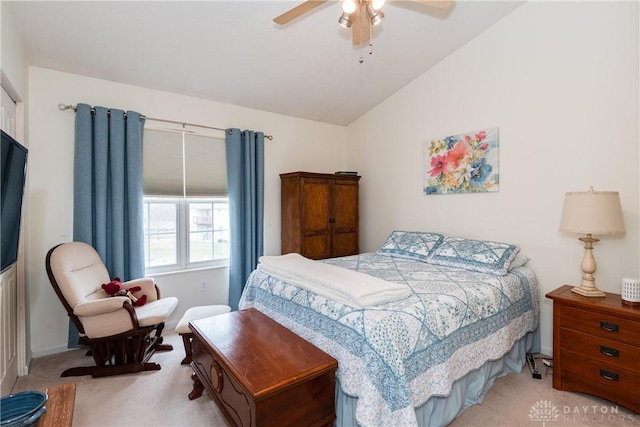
[424, 186, 439, 195]
[441, 171, 462, 189]
[470, 157, 492, 187]
[429, 154, 448, 177]
[445, 141, 469, 170]
[428, 139, 447, 156]
[424, 127, 498, 195]
[443, 136, 457, 150]
[453, 161, 472, 183]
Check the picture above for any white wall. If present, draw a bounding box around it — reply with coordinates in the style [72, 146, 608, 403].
[26, 67, 349, 355]
[348, 1, 640, 355]
[1, 2, 28, 100]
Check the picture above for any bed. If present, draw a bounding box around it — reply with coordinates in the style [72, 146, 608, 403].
[238, 231, 539, 427]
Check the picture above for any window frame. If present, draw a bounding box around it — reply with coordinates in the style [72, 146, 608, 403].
[143, 196, 230, 275]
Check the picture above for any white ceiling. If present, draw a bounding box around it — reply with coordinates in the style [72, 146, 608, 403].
[10, 1, 524, 126]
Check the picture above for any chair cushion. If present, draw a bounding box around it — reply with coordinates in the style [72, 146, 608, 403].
[175, 305, 231, 334]
[48, 242, 111, 309]
[80, 309, 139, 339]
[79, 297, 178, 338]
[135, 297, 179, 328]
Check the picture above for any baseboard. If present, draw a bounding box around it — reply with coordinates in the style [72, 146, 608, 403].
[32, 345, 76, 359]
[540, 344, 552, 358]
[166, 319, 178, 331]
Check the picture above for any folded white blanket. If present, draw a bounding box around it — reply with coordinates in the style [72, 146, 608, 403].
[257, 253, 411, 308]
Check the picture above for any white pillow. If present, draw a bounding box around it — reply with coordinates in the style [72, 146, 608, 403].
[509, 253, 530, 270]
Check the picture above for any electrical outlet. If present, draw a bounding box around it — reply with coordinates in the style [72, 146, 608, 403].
[201, 281, 208, 292]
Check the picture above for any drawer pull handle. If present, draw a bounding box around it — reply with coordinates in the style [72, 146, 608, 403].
[600, 345, 620, 357]
[211, 360, 223, 393]
[599, 369, 619, 381]
[599, 321, 619, 333]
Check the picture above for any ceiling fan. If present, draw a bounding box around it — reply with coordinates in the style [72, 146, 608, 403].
[273, 0, 454, 47]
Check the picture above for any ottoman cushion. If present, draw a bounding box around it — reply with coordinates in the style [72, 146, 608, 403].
[176, 305, 231, 334]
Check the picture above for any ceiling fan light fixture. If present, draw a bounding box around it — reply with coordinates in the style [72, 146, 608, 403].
[366, 4, 384, 26]
[341, 0, 357, 15]
[338, 13, 353, 28]
[371, 0, 386, 11]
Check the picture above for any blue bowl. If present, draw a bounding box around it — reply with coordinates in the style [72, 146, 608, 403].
[0, 391, 47, 427]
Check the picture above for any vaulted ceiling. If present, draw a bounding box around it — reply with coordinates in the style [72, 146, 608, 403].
[10, 1, 524, 125]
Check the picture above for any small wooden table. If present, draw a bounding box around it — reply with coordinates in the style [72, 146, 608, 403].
[189, 308, 338, 427]
[38, 382, 76, 427]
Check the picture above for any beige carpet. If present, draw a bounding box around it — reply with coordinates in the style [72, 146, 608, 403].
[12, 332, 638, 426]
[11, 331, 229, 427]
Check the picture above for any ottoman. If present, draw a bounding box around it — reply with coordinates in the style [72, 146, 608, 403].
[175, 305, 231, 364]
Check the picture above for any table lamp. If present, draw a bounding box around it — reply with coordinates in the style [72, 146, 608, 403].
[559, 187, 625, 297]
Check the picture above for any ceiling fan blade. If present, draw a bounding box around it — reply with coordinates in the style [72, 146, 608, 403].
[351, 4, 370, 46]
[405, 0, 453, 9]
[273, 0, 328, 25]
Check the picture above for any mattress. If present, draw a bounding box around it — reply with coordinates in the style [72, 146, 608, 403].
[239, 252, 539, 427]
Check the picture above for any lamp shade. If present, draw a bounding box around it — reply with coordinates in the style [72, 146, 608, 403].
[559, 187, 625, 236]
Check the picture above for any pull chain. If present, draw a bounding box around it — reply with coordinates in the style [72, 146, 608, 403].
[358, 21, 373, 63]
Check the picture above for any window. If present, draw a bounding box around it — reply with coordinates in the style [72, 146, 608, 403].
[142, 128, 229, 273]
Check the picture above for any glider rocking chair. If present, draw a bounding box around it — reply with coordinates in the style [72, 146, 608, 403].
[46, 241, 178, 377]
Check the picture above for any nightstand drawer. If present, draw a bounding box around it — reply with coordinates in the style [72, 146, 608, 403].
[559, 328, 640, 373]
[561, 359, 640, 413]
[560, 306, 640, 346]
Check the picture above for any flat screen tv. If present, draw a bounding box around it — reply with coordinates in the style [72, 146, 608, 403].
[1, 130, 28, 273]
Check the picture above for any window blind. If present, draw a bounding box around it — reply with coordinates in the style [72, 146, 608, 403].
[143, 128, 228, 197]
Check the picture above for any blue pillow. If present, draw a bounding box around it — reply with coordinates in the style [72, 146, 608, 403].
[377, 231, 445, 262]
[427, 237, 520, 276]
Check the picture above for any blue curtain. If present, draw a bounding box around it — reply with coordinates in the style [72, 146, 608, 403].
[71, 103, 145, 346]
[225, 129, 264, 310]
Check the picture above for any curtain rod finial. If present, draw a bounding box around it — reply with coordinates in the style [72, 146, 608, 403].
[58, 103, 76, 111]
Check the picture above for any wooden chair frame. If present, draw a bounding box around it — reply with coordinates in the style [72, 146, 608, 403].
[46, 244, 173, 377]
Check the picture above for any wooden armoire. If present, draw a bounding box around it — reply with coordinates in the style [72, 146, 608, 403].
[280, 171, 360, 260]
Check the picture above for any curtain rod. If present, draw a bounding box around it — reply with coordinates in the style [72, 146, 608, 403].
[57, 103, 273, 140]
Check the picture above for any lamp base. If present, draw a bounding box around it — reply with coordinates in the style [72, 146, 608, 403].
[571, 234, 606, 298]
[571, 284, 606, 298]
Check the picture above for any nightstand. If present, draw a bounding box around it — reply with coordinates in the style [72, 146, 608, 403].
[546, 285, 640, 413]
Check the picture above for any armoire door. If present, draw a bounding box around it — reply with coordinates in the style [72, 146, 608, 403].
[331, 179, 359, 257]
[300, 177, 331, 259]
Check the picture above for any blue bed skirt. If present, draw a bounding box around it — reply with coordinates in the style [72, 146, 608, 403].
[335, 329, 540, 427]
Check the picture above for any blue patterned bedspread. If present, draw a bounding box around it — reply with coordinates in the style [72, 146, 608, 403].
[239, 253, 539, 427]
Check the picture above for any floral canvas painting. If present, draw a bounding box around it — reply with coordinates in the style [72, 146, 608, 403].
[423, 127, 499, 195]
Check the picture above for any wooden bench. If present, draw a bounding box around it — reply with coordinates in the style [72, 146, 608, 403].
[38, 382, 76, 427]
[188, 308, 338, 427]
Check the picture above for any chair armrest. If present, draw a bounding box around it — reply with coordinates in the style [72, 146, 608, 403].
[122, 278, 159, 302]
[74, 297, 129, 317]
